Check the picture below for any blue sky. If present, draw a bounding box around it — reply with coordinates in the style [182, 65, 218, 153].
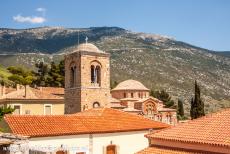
[0, 0, 230, 51]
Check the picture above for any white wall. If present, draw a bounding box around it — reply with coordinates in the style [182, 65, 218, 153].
[28, 130, 149, 154]
[93, 131, 149, 154]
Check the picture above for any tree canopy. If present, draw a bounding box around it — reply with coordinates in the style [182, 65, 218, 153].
[150, 89, 175, 108]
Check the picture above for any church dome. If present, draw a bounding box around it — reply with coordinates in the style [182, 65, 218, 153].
[112, 79, 149, 91]
[76, 43, 103, 53]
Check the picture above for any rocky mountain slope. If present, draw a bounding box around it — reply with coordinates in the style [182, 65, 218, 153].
[0, 27, 229, 114]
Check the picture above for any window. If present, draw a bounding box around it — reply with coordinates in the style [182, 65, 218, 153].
[91, 65, 95, 83]
[93, 102, 100, 108]
[70, 65, 76, 88]
[131, 93, 134, 98]
[138, 92, 141, 98]
[95, 66, 101, 85]
[106, 145, 116, 154]
[13, 105, 21, 115]
[90, 63, 101, 86]
[44, 104, 52, 115]
[123, 93, 127, 98]
[25, 110, 31, 115]
[145, 103, 156, 115]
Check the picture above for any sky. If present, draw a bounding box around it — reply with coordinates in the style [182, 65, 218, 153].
[0, 0, 230, 51]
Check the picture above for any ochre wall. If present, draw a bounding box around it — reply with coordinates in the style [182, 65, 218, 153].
[2, 100, 64, 115]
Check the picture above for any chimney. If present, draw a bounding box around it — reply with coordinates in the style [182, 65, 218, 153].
[0, 84, 5, 98]
[25, 85, 30, 98]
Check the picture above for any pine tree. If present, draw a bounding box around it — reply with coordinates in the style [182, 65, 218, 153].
[190, 80, 205, 119]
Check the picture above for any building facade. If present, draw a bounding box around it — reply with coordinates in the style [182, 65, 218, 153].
[0, 85, 64, 115]
[111, 79, 177, 125]
[64, 43, 110, 113]
[64, 43, 177, 125]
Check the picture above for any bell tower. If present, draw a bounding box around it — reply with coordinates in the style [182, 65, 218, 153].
[64, 43, 110, 114]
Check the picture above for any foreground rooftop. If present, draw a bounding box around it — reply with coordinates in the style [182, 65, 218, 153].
[2, 108, 169, 137]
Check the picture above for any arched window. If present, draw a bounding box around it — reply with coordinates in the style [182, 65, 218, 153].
[91, 65, 95, 83]
[70, 65, 76, 88]
[91, 64, 101, 86]
[145, 102, 156, 115]
[93, 102, 100, 108]
[96, 66, 101, 85]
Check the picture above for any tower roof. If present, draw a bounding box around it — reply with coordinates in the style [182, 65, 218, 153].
[75, 43, 103, 53]
[112, 79, 149, 91]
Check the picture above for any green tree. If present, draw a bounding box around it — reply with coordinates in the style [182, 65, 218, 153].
[0, 106, 15, 120]
[190, 80, 205, 119]
[7, 66, 35, 85]
[177, 98, 187, 120]
[111, 80, 118, 89]
[34, 62, 49, 86]
[150, 89, 175, 108]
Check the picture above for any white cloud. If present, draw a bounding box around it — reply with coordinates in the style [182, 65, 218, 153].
[36, 7, 46, 14]
[13, 14, 46, 24]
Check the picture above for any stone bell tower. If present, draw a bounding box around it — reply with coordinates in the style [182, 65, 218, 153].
[64, 42, 110, 114]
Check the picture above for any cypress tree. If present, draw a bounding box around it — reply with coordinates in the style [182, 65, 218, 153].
[190, 80, 205, 119]
[177, 98, 184, 118]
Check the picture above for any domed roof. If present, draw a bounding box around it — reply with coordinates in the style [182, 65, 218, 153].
[112, 79, 149, 91]
[76, 43, 103, 53]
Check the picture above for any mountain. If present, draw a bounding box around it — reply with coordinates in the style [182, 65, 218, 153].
[209, 51, 230, 58]
[0, 27, 229, 114]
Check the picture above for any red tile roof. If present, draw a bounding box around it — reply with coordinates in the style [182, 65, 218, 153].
[136, 147, 206, 154]
[146, 108, 230, 148]
[4, 87, 63, 99]
[38, 87, 64, 95]
[4, 108, 169, 137]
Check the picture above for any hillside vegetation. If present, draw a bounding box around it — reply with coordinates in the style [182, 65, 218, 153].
[0, 27, 229, 114]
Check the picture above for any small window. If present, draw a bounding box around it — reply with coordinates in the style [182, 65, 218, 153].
[131, 93, 134, 98]
[13, 105, 21, 115]
[25, 110, 31, 115]
[123, 93, 126, 98]
[138, 92, 141, 98]
[44, 105, 52, 115]
[93, 102, 100, 108]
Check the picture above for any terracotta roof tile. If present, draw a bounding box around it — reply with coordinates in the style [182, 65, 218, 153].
[136, 147, 207, 154]
[38, 87, 64, 95]
[112, 79, 149, 91]
[4, 108, 169, 137]
[4, 87, 63, 99]
[146, 108, 230, 147]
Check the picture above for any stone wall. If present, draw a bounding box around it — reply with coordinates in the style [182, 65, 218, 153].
[65, 50, 110, 113]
